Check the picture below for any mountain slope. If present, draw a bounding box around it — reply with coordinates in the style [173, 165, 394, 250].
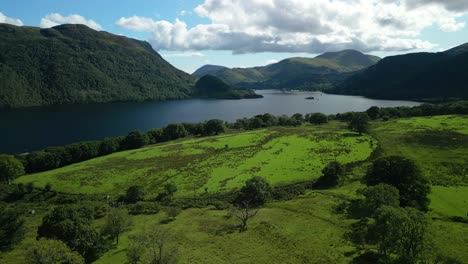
[193, 50, 380, 90]
[192, 65, 228, 77]
[0, 23, 196, 109]
[194, 75, 262, 99]
[328, 43, 468, 100]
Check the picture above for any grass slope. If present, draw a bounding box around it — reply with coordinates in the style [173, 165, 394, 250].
[17, 125, 376, 198]
[96, 190, 355, 264]
[7, 115, 468, 264]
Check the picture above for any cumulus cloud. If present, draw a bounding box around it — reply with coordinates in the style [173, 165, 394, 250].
[406, 0, 468, 12]
[0, 12, 23, 26]
[116, 0, 468, 54]
[40, 13, 102, 30]
[266, 59, 279, 65]
[162, 52, 205, 58]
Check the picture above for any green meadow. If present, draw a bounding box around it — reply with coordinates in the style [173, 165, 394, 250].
[5, 115, 468, 264]
[17, 125, 376, 197]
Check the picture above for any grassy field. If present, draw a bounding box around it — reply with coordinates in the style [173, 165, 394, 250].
[5, 115, 468, 264]
[371, 115, 468, 186]
[95, 191, 356, 264]
[17, 125, 376, 198]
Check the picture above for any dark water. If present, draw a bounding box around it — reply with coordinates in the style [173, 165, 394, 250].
[0, 90, 420, 154]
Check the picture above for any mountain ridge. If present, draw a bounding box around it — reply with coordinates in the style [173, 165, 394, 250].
[0, 23, 196, 109]
[327, 43, 468, 100]
[192, 50, 380, 90]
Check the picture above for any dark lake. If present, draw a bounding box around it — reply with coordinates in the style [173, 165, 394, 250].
[0, 90, 421, 154]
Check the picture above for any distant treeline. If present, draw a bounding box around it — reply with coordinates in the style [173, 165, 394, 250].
[9, 100, 468, 175]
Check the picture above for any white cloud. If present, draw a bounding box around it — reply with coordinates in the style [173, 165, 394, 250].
[266, 59, 279, 65]
[0, 12, 23, 26]
[40, 13, 102, 30]
[179, 10, 192, 16]
[162, 52, 205, 58]
[406, 0, 468, 12]
[116, 0, 468, 54]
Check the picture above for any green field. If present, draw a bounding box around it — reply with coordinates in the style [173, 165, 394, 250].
[17, 125, 376, 198]
[4, 115, 468, 264]
[95, 191, 356, 264]
[371, 115, 468, 186]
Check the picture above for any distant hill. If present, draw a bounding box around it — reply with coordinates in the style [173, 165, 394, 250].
[194, 75, 262, 99]
[0, 23, 196, 109]
[192, 65, 228, 77]
[328, 43, 468, 101]
[193, 50, 380, 90]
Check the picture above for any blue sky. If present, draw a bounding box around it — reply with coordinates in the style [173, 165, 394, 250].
[1, 0, 468, 73]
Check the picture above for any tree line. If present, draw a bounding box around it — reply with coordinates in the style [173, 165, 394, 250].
[1, 100, 467, 183]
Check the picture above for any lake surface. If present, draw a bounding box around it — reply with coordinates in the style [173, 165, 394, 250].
[0, 90, 421, 154]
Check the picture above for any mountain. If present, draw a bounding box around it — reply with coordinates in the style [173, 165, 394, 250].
[193, 50, 380, 90]
[194, 75, 263, 99]
[192, 65, 228, 77]
[328, 43, 468, 101]
[0, 23, 196, 109]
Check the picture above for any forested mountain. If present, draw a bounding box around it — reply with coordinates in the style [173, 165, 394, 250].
[0, 23, 195, 109]
[193, 50, 380, 90]
[194, 75, 262, 99]
[192, 65, 228, 77]
[328, 43, 468, 100]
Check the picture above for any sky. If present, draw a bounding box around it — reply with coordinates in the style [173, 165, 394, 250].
[1, 0, 468, 73]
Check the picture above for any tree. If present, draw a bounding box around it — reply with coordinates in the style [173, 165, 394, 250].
[232, 202, 260, 232]
[165, 207, 181, 220]
[101, 208, 132, 244]
[37, 205, 102, 262]
[26, 238, 84, 264]
[259, 113, 278, 127]
[0, 206, 25, 250]
[348, 113, 370, 134]
[164, 183, 178, 196]
[309, 113, 328, 125]
[292, 113, 304, 122]
[249, 117, 265, 129]
[127, 225, 177, 264]
[0, 154, 25, 184]
[99, 137, 121, 155]
[44, 183, 52, 192]
[235, 176, 271, 208]
[365, 156, 430, 211]
[121, 131, 150, 150]
[26, 182, 34, 193]
[315, 161, 345, 187]
[162, 124, 188, 141]
[372, 206, 429, 263]
[366, 106, 381, 120]
[125, 186, 146, 204]
[359, 183, 400, 216]
[203, 119, 225, 135]
[147, 128, 164, 144]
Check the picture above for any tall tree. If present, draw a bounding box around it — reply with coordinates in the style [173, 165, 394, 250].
[309, 113, 328, 125]
[203, 119, 225, 135]
[348, 113, 370, 134]
[37, 205, 102, 263]
[365, 156, 430, 211]
[372, 206, 430, 263]
[235, 176, 272, 208]
[127, 225, 178, 264]
[0, 155, 25, 184]
[101, 208, 132, 245]
[26, 238, 84, 264]
[316, 161, 345, 187]
[125, 186, 146, 204]
[121, 131, 150, 150]
[0, 206, 25, 250]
